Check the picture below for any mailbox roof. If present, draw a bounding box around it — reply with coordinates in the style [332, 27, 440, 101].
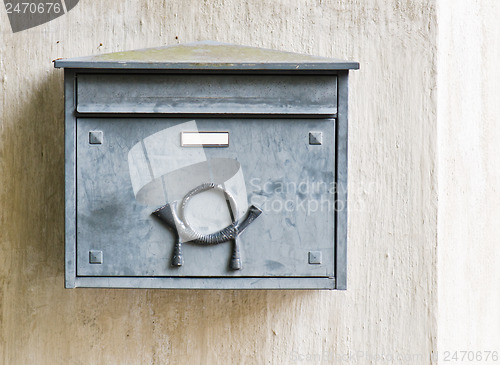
[54, 41, 359, 71]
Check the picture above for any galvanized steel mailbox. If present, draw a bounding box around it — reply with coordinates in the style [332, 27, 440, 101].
[54, 41, 358, 289]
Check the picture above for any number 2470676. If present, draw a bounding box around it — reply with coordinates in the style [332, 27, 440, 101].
[443, 351, 498, 362]
[5, 2, 62, 14]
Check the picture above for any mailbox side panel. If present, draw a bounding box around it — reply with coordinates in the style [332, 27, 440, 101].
[64, 69, 77, 288]
[336, 71, 349, 290]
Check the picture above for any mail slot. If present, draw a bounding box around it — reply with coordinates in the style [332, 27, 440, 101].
[55, 41, 358, 289]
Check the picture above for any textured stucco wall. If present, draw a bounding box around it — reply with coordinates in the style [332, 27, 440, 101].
[0, 1, 438, 364]
[437, 0, 500, 360]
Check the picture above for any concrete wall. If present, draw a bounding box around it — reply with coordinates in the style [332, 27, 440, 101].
[1, 0, 439, 363]
[437, 0, 500, 360]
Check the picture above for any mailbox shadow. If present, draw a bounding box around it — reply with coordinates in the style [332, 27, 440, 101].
[1, 70, 66, 286]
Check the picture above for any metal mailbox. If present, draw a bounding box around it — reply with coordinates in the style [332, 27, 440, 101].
[54, 41, 358, 289]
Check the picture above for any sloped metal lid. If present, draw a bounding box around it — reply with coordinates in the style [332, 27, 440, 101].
[54, 41, 359, 70]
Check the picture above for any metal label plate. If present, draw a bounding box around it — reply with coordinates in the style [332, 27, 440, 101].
[181, 131, 229, 147]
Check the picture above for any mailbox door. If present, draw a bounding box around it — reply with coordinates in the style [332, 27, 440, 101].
[76, 118, 336, 278]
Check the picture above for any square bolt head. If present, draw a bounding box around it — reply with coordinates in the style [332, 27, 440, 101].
[89, 131, 103, 144]
[309, 132, 322, 145]
[89, 250, 103, 264]
[308, 251, 322, 264]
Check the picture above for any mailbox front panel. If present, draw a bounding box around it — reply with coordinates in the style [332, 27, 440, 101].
[76, 118, 336, 278]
